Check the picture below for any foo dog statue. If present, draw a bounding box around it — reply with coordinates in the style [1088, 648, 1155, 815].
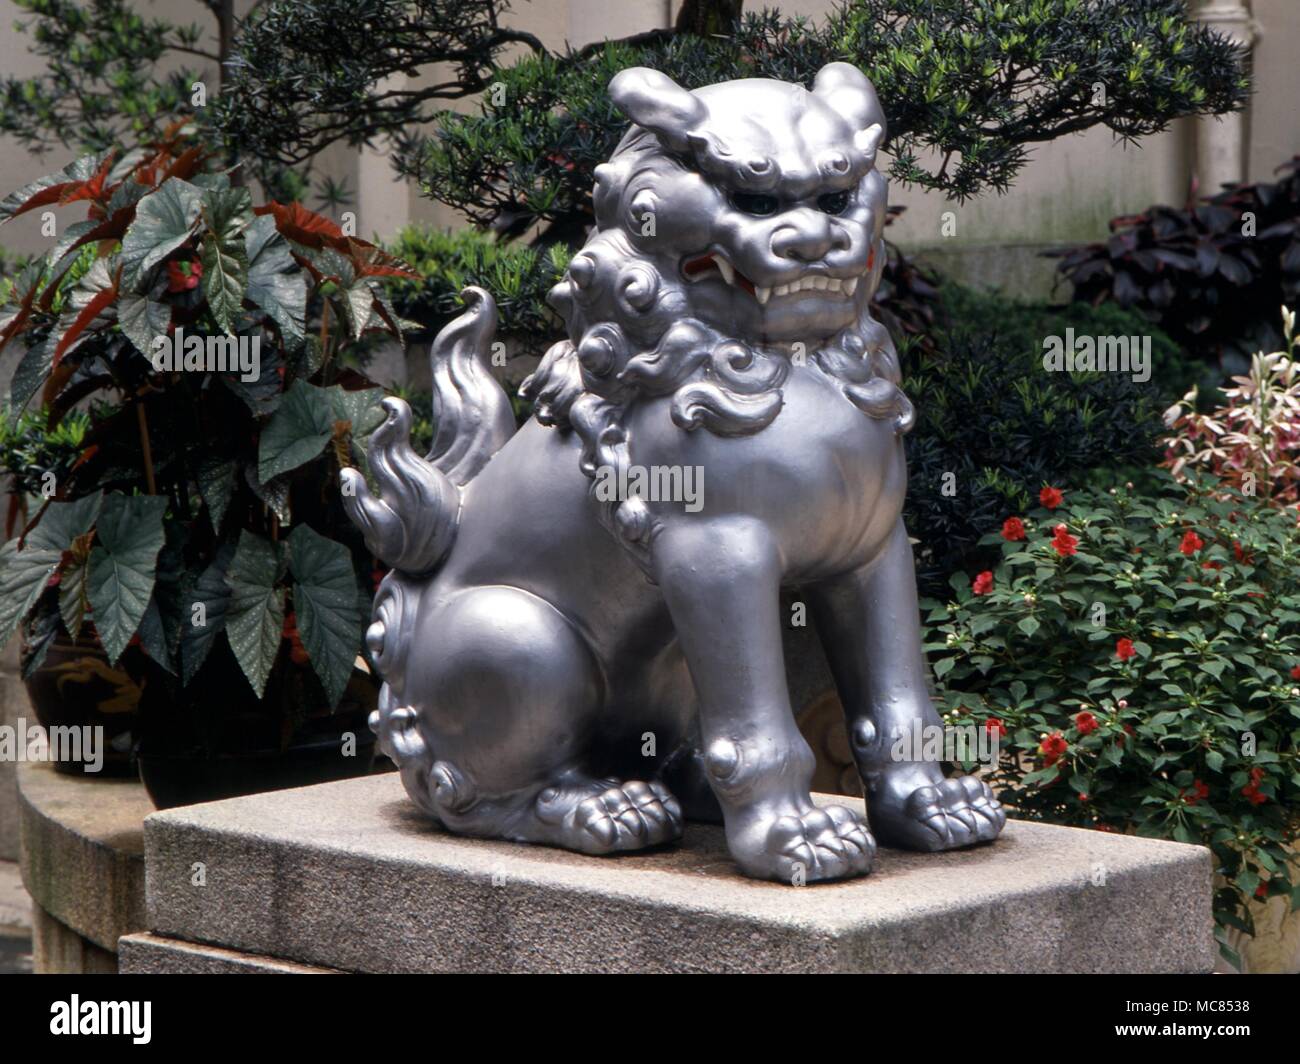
[342, 62, 1006, 882]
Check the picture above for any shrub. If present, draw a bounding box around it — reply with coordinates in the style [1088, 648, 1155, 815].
[383, 226, 570, 351]
[1162, 308, 1300, 506]
[923, 472, 1300, 966]
[902, 287, 1190, 595]
[1052, 157, 1300, 374]
[0, 406, 91, 535]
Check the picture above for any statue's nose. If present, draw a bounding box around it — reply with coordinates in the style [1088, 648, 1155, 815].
[771, 210, 848, 262]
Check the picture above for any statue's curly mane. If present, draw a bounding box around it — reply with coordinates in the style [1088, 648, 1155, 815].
[521, 110, 913, 563]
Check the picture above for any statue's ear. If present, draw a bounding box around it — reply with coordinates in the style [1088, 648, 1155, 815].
[812, 62, 887, 143]
[609, 67, 706, 151]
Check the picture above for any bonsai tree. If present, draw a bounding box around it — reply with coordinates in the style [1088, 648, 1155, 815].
[213, 0, 1247, 244]
[0, 125, 417, 750]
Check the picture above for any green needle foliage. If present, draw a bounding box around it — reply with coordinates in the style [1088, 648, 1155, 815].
[0, 0, 220, 157]
[204, 1, 1249, 237]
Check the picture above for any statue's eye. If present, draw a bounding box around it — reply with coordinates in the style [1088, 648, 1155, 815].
[729, 192, 780, 216]
[817, 190, 853, 215]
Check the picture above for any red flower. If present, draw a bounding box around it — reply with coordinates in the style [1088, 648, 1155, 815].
[1039, 732, 1068, 766]
[1242, 767, 1268, 806]
[972, 570, 994, 595]
[1290, 665, 1300, 681]
[1074, 710, 1099, 735]
[1039, 485, 1064, 510]
[1179, 530, 1204, 556]
[1001, 516, 1026, 542]
[984, 717, 1007, 738]
[1181, 779, 1210, 805]
[1051, 523, 1078, 557]
[1255, 884, 1268, 899]
[1232, 540, 1254, 564]
[1201, 559, 1223, 571]
[1116, 637, 1136, 662]
[1077, 792, 1088, 802]
[166, 259, 203, 292]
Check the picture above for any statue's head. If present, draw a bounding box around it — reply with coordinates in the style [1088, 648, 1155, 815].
[595, 62, 888, 345]
[524, 62, 909, 529]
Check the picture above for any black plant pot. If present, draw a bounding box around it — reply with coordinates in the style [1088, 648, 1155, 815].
[133, 639, 382, 809]
[22, 629, 144, 777]
[136, 722, 377, 809]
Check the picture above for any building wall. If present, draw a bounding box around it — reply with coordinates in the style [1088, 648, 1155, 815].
[1, 0, 1298, 296]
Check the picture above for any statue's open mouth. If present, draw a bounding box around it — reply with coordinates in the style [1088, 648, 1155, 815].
[681, 252, 860, 306]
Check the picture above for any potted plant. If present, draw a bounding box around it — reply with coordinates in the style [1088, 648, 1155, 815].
[0, 124, 417, 803]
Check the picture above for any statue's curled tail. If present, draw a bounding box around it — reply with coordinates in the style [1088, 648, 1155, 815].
[340, 286, 515, 576]
[341, 287, 515, 808]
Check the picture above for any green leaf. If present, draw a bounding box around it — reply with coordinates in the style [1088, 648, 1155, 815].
[119, 178, 203, 284]
[223, 531, 285, 698]
[329, 386, 386, 466]
[27, 494, 102, 551]
[58, 557, 89, 639]
[258, 380, 335, 484]
[933, 656, 956, 678]
[1, 494, 104, 643]
[9, 333, 54, 410]
[245, 215, 306, 340]
[339, 279, 377, 340]
[1017, 616, 1041, 637]
[329, 386, 386, 438]
[200, 188, 252, 333]
[202, 237, 248, 333]
[85, 494, 168, 663]
[1200, 659, 1228, 680]
[0, 539, 61, 649]
[196, 455, 237, 534]
[136, 524, 186, 674]
[180, 545, 235, 687]
[117, 296, 171, 357]
[244, 466, 291, 525]
[288, 524, 360, 706]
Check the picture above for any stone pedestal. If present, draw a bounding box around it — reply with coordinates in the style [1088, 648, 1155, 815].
[17, 761, 151, 973]
[123, 774, 1215, 974]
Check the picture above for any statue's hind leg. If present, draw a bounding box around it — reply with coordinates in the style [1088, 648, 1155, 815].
[385, 585, 682, 854]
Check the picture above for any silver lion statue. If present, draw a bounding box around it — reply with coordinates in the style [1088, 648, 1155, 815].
[342, 62, 1006, 882]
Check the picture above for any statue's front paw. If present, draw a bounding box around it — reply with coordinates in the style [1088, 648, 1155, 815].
[871, 773, 1006, 852]
[732, 803, 876, 883]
